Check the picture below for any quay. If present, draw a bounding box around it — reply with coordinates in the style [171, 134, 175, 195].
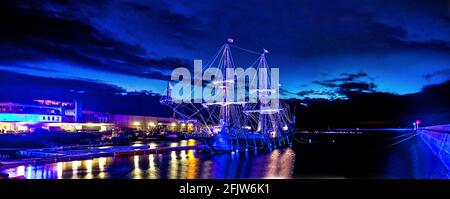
[113, 145, 199, 157]
[0, 141, 202, 169]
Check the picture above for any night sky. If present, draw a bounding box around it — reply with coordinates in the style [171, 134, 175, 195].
[1, 0, 449, 99]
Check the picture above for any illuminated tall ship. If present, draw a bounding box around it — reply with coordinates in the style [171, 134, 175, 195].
[161, 39, 294, 152]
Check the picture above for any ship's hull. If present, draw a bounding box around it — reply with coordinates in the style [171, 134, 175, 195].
[203, 127, 293, 152]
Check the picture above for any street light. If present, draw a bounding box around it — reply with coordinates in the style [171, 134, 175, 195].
[413, 120, 421, 130]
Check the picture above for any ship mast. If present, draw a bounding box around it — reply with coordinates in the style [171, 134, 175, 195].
[243, 49, 285, 137]
[221, 39, 233, 127]
[161, 38, 291, 137]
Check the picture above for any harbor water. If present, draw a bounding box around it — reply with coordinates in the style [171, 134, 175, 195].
[1, 131, 449, 179]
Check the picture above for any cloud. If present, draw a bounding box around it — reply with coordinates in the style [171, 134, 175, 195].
[0, 0, 192, 82]
[0, 69, 125, 102]
[26, 0, 449, 60]
[295, 90, 338, 99]
[337, 82, 376, 94]
[279, 88, 296, 96]
[298, 72, 378, 98]
[313, 72, 373, 87]
[1, 0, 449, 98]
[122, 1, 205, 42]
[0, 69, 176, 117]
[316, 72, 369, 85]
[188, 0, 449, 58]
[295, 90, 317, 97]
[424, 68, 450, 80]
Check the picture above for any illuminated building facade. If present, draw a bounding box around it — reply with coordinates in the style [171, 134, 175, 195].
[33, 100, 81, 122]
[0, 102, 63, 133]
[112, 114, 197, 133]
[0, 100, 111, 133]
[0, 100, 196, 133]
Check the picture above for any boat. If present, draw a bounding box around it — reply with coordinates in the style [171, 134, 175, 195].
[161, 39, 294, 152]
[158, 132, 182, 141]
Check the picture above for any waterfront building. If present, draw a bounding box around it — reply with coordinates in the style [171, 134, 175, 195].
[0, 102, 63, 133]
[0, 100, 196, 133]
[112, 114, 197, 133]
[33, 99, 81, 122]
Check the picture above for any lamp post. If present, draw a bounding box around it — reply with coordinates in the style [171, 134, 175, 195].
[413, 120, 421, 130]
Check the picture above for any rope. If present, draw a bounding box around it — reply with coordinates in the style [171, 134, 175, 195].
[230, 44, 263, 55]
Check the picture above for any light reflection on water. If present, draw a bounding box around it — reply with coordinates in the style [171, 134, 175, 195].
[3, 133, 446, 179]
[2, 148, 296, 179]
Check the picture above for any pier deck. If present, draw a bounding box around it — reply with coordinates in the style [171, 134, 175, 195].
[0, 142, 202, 169]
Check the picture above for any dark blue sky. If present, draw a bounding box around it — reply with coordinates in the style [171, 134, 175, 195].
[1, 0, 449, 99]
